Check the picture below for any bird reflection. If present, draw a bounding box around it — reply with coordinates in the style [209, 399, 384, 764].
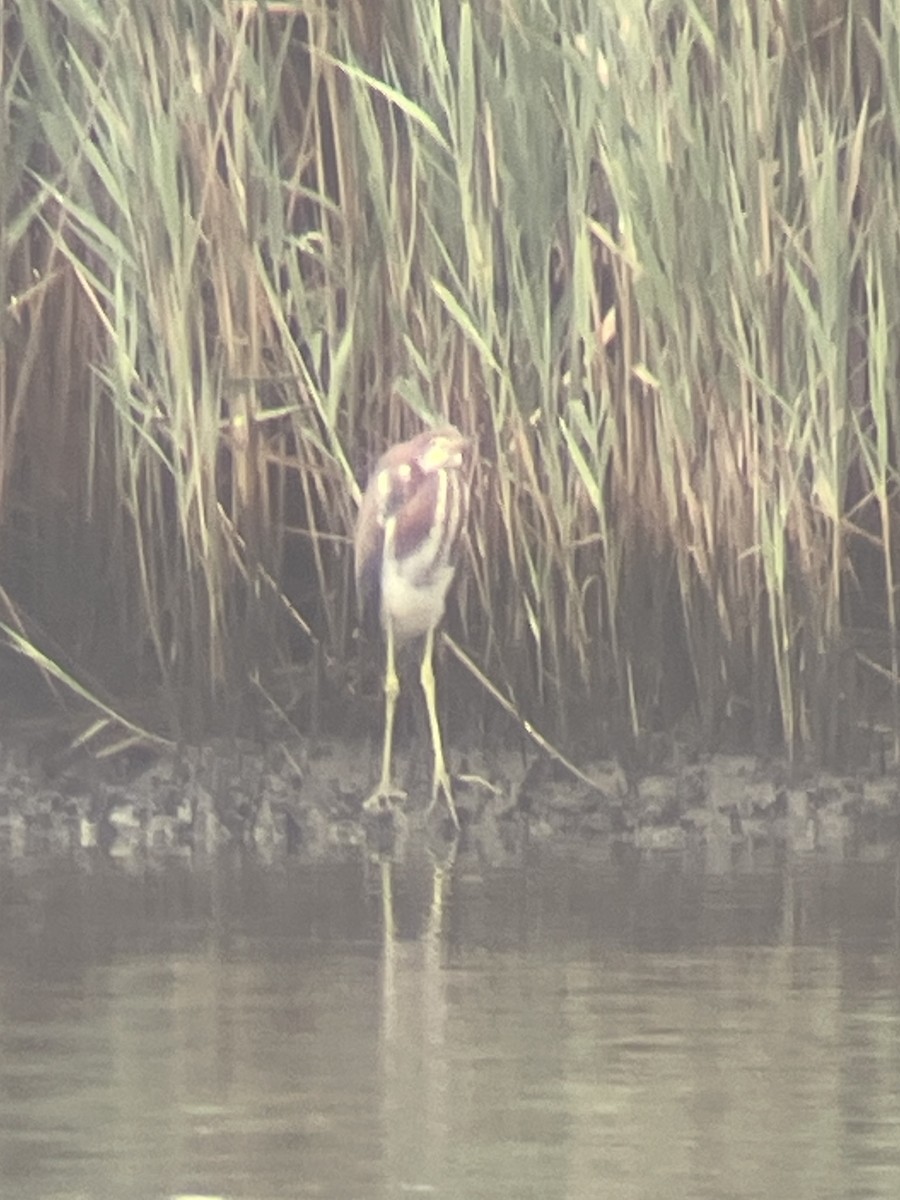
[370, 841, 457, 1180]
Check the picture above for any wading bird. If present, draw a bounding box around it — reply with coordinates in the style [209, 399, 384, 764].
[355, 426, 470, 829]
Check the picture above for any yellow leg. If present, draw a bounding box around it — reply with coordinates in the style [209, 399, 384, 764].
[364, 620, 406, 812]
[421, 627, 460, 830]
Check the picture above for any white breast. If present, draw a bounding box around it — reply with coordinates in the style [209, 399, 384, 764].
[380, 468, 462, 643]
[380, 557, 457, 642]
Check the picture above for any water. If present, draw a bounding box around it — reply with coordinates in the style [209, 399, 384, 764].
[1, 844, 900, 1199]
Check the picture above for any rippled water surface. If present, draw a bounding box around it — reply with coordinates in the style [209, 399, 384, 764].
[2, 843, 900, 1199]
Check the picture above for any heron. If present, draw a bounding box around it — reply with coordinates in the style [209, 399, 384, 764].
[354, 426, 470, 829]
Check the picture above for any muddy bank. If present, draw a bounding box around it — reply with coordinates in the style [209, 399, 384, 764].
[1, 718, 899, 864]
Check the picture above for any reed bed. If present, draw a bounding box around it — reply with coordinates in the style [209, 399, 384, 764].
[1, 0, 898, 769]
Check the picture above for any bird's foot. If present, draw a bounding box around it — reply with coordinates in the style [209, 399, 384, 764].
[362, 782, 407, 817]
[426, 767, 461, 832]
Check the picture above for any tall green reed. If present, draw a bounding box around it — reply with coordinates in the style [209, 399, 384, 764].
[1, 0, 897, 770]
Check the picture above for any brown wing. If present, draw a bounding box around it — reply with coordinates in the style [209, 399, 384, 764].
[393, 470, 440, 561]
[355, 438, 420, 618]
[354, 472, 386, 621]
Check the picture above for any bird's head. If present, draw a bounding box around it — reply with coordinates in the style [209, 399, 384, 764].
[375, 426, 468, 517]
[415, 426, 469, 474]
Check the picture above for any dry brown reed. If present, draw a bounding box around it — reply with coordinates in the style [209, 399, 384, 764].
[1, 0, 898, 771]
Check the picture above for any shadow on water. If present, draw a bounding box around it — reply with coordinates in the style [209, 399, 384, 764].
[1, 844, 900, 1198]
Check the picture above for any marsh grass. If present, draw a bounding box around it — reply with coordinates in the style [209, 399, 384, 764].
[1, 0, 898, 771]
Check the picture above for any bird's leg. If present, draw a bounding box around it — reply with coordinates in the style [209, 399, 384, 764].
[421, 628, 460, 830]
[364, 620, 407, 812]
